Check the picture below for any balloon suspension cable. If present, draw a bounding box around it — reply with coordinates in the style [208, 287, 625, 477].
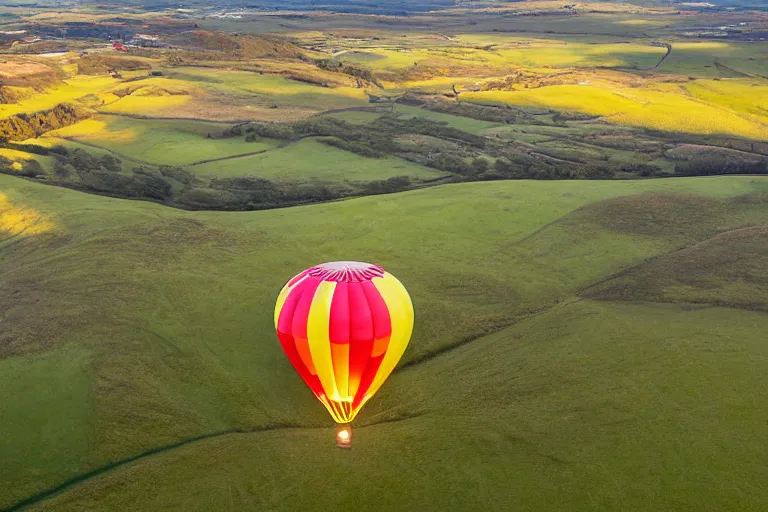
[336, 425, 352, 449]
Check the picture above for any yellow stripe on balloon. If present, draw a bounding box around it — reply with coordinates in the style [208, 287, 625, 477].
[331, 343, 351, 401]
[318, 395, 344, 423]
[367, 272, 414, 400]
[273, 274, 307, 328]
[274, 283, 291, 328]
[306, 280, 340, 402]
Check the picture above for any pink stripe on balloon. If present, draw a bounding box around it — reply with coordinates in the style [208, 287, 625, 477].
[329, 281, 350, 344]
[277, 277, 320, 337]
[361, 280, 392, 340]
[347, 281, 373, 343]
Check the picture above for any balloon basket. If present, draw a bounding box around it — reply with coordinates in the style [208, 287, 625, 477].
[336, 425, 352, 449]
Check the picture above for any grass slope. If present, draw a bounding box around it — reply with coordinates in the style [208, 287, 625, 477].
[321, 107, 504, 133]
[393, 105, 503, 133]
[24, 302, 768, 512]
[47, 116, 280, 167]
[190, 137, 446, 181]
[585, 223, 768, 309]
[1, 175, 768, 510]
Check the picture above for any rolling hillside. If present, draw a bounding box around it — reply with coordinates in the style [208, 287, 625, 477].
[2, 174, 768, 511]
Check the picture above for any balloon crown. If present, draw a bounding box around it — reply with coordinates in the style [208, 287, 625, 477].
[306, 261, 385, 283]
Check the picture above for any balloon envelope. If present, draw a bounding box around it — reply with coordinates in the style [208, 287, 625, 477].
[274, 261, 414, 423]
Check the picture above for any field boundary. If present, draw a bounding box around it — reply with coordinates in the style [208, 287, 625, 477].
[653, 42, 672, 70]
[97, 112, 249, 124]
[404, 220, 768, 373]
[1, 415, 423, 512]
[58, 137, 147, 165]
[59, 136, 284, 169]
[397, 296, 584, 372]
[579, 223, 768, 311]
[187, 148, 273, 166]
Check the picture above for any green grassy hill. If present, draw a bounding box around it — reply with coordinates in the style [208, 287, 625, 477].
[2, 174, 768, 511]
[190, 137, 445, 181]
[47, 117, 282, 167]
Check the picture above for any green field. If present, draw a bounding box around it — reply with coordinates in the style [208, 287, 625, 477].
[320, 110, 384, 125]
[393, 105, 503, 133]
[190, 137, 446, 181]
[2, 174, 768, 510]
[321, 106, 504, 133]
[23, 302, 768, 512]
[45, 116, 280, 167]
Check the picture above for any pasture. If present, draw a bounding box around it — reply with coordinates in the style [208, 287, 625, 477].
[2, 175, 768, 510]
[190, 137, 445, 181]
[46, 116, 280, 167]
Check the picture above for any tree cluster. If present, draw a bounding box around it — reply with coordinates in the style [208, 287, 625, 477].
[675, 157, 768, 176]
[0, 104, 87, 141]
[314, 59, 378, 85]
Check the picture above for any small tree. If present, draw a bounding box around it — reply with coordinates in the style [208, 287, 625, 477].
[54, 158, 75, 178]
[472, 157, 490, 173]
[71, 149, 99, 171]
[21, 159, 44, 177]
[100, 154, 122, 172]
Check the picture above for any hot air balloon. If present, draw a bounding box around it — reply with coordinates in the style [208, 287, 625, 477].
[274, 261, 414, 447]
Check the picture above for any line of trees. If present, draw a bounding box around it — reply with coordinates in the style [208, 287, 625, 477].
[0, 103, 87, 141]
[675, 157, 768, 176]
[314, 59, 380, 86]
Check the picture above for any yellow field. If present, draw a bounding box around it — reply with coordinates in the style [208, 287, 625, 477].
[44, 118, 108, 139]
[0, 148, 38, 161]
[465, 86, 633, 116]
[615, 19, 661, 25]
[100, 95, 192, 116]
[607, 88, 767, 139]
[673, 42, 733, 51]
[465, 80, 768, 139]
[685, 80, 768, 122]
[16, 137, 64, 149]
[0, 76, 118, 119]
